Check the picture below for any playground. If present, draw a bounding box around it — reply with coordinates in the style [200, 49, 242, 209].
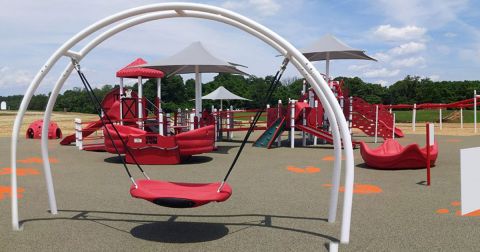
[1, 131, 479, 251]
[3, 2, 480, 251]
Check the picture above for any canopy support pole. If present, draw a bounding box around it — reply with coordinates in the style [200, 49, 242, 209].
[157, 78, 163, 135]
[195, 65, 202, 117]
[138, 76, 143, 129]
[119, 77, 124, 125]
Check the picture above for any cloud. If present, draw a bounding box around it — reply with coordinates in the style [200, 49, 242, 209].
[391, 56, 426, 68]
[429, 75, 440, 81]
[444, 32, 457, 38]
[369, 0, 469, 28]
[389, 42, 426, 55]
[363, 68, 400, 78]
[0, 66, 32, 88]
[373, 25, 426, 41]
[348, 64, 370, 71]
[222, 0, 281, 16]
[372, 52, 391, 62]
[375, 80, 388, 86]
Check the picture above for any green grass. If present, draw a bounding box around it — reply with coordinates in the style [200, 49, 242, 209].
[393, 109, 480, 123]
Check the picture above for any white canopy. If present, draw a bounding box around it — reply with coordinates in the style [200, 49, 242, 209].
[141, 41, 248, 75]
[301, 34, 376, 61]
[140, 41, 248, 116]
[202, 86, 250, 100]
[300, 34, 376, 80]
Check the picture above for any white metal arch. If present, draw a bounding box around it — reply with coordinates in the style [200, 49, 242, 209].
[11, 2, 354, 244]
[41, 11, 345, 223]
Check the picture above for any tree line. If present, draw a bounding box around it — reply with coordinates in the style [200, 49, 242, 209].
[1, 74, 480, 113]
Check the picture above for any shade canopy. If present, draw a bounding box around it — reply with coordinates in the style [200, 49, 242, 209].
[116, 58, 164, 78]
[202, 86, 250, 101]
[141, 41, 248, 75]
[301, 34, 376, 62]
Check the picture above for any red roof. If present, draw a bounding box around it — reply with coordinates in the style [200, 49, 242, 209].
[116, 58, 164, 78]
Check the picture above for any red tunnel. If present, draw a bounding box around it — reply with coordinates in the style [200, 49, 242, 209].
[26, 120, 63, 139]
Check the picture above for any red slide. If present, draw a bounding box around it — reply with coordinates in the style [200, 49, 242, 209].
[296, 124, 359, 148]
[59, 120, 103, 145]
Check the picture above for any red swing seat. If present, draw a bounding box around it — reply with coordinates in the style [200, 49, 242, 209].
[130, 179, 232, 208]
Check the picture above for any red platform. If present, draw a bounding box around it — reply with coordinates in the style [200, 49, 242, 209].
[103, 124, 215, 165]
[360, 139, 438, 169]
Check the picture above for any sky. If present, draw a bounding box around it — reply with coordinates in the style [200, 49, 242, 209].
[1, 0, 479, 95]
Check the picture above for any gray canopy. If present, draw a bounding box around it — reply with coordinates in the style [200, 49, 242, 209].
[139, 41, 248, 117]
[301, 34, 376, 61]
[202, 86, 250, 100]
[141, 41, 248, 76]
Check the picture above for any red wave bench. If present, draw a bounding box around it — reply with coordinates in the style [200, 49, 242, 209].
[360, 139, 438, 169]
[103, 124, 215, 165]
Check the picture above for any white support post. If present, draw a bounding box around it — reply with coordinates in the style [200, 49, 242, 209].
[213, 108, 218, 145]
[159, 112, 164, 135]
[374, 105, 379, 143]
[230, 105, 234, 139]
[75, 118, 82, 149]
[389, 107, 392, 114]
[137, 76, 143, 129]
[119, 78, 124, 125]
[166, 113, 171, 135]
[157, 78, 163, 134]
[277, 99, 282, 146]
[302, 100, 307, 147]
[314, 99, 318, 145]
[349, 96, 353, 134]
[195, 65, 202, 117]
[228, 105, 233, 140]
[412, 103, 416, 131]
[290, 100, 295, 149]
[439, 108, 442, 130]
[475, 90, 477, 133]
[302, 79, 307, 95]
[190, 111, 195, 131]
[461, 108, 464, 129]
[392, 113, 396, 140]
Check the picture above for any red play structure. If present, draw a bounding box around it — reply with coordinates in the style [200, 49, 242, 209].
[255, 79, 403, 149]
[359, 139, 438, 169]
[103, 124, 215, 165]
[60, 58, 216, 164]
[26, 120, 62, 139]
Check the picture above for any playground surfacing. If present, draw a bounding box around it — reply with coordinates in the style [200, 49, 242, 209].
[1, 131, 480, 251]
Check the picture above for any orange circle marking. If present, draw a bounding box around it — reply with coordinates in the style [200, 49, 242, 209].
[0, 186, 25, 200]
[287, 166, 306, 173]
[436, 208, 449, 214]
[456, 209, 480, 217]
[18, 157, 58, 164]
[451, 201, 461, 207]
[0, 168, 40, 176]
[287, 166, 321, 174]
[305, 166, 321, 173]
[322, 183, 382, 194]
[322, 156, 346, 161]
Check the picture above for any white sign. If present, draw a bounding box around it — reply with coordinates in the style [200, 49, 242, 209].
[460, 147, 480, 215]
[0, 101, 6, 110]
[429, 123, 435, 146]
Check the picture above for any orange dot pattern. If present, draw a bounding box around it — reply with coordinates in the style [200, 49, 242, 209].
[0, 168, 40, 176]
[0, 186, 25, 200]
[287, 166, 321, 173]
[436, 201, 480, 217]
[17, 157, 58, 164]
[322, 183, 382, 194]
